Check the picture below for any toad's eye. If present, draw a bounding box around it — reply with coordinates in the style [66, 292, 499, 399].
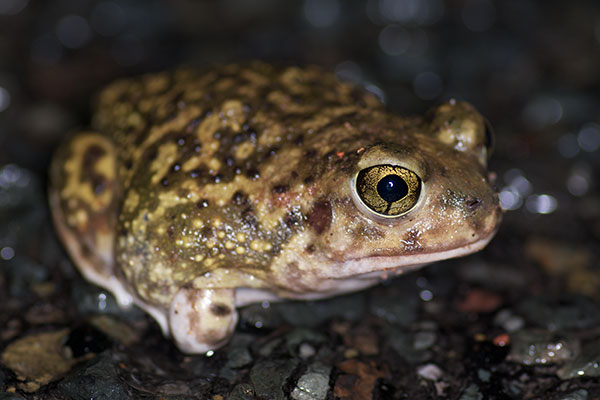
[355, 165, 421, 217]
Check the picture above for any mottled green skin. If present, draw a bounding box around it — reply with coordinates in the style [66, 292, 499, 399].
[50, 62, 501, 352]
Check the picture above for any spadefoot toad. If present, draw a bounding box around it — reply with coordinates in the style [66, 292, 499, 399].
[50, 62, 501, 353]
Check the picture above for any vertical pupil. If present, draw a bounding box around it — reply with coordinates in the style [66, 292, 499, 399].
[377, 174, 408, 202]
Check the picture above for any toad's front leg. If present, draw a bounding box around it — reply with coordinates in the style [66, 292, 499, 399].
[169, 287, 238, 353]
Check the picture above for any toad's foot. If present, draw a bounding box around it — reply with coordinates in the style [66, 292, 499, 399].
[168, 287, 238, 353]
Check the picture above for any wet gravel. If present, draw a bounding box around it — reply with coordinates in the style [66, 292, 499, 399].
[1, 0, 600, 399]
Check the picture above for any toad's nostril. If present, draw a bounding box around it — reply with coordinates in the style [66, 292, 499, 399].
[465, 196, 482, 212]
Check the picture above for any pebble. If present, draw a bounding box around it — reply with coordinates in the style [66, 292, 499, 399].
[556, 341, 600, 379]
[226, 383, 255, 400]
[226, 346, 253, 369]
[458, 383, 483, 400]
[291, 363, 331, 400]
[493, 309, 525, 332]
[386, 327, 430, 364]
[0, 329, 74, 392]
[298, 343, 316, 359]
[477, 368, 491, 383]
[416, 363, 443, 381]
[58, 353, 129, 400]
[557, 389, 588, 400]
[250, 359, 298, 400]
[507, 329, 579, 365]
[414, 331, 437, 351]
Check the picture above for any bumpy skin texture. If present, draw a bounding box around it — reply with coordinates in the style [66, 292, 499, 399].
[50, 62, 502, 353]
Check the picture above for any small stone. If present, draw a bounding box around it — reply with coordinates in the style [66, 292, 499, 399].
[507, 329, 579, 366]
[557, 389, 588, 400]
[477, 369, 491, 383]
[416, 364, 443, 381]
[299, 343, 316, 359]
[459, 383, 483, 400]
[291, 363, 331, 400]
[226, 346, 253, 369]
[0, 329, 74, 392]
[557, 341, 600, 379]
[414, 331, 437, 351]
[58, 353, 129, 400]
[250, 359, 298, 400]
[386, 327, 429, 364]
[493, 309, 524, 332]
[226, 383, 255, 400]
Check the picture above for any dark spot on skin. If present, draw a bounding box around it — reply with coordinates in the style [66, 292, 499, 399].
[197, 199, 210, 208]
[290, 171, 298, 179]
[307, 200, 332, 235]
[324, 150, 336, 162]
[147, 149, 158, 161]
[190, 168, 204, 178]
[246, 168, 260, 180]
[233, 133, 247, 144]
[241, 207, 258, 228]
[160, 178, 169, 186]
[83, 145, 105, 164]
[124, 159, 133, 170]
[294, 135, 304, 146]
[232, 191, 249, 206]
[465, 197, 482, 212]
[304, 149, 317, 159]
[210, 303, 231, 316]
[92, 176, 107, 194]
[284, 212, 302, 228]
[273, 184, 289, 194]
[171, 163, 181, 173]
[305, 244, 316, 254]
[268, 147, 279, 157]
[303, 175, 314, 184]
[213, 174, 223, 183]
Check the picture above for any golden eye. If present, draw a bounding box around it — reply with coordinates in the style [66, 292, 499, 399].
[355, 165, 421, 217]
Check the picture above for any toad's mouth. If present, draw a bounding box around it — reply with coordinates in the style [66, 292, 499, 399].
[325, 230, 498, 280]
